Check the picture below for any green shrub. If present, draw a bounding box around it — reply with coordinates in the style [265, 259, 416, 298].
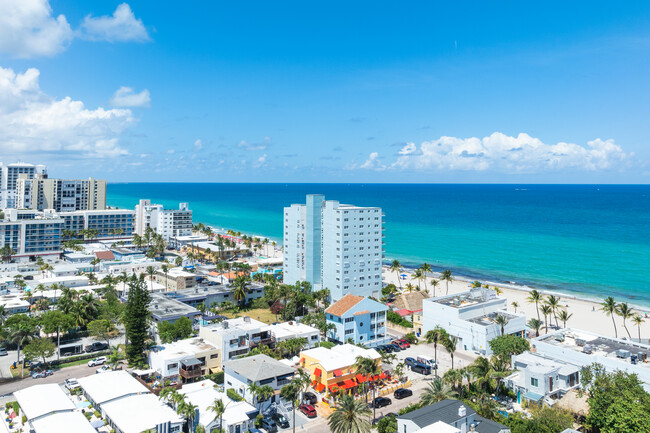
[94, 410, 101, 418]
[398, 403, 421, 415]
[317, 341, 335, 349]
[84, 412, 92, 419]
[226, 388, 243, 402]
[403, 332, 418, 344]
[12, 401, 19, 415]
[21, 415, 27, 424]
[204, 371, 224, 384]
[387, 311, 413, 328]
[255, 414, 264, 427]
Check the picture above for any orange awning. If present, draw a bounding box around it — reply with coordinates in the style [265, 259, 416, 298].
[344, 379, 356, 388]
[314, 368, 322, 377]
[300, 357, 305, 363]
[315, 383, 325, 393]
[334, 369, 343, 377]
[379, 372, 387, 379]
[328, 384, 340, 392]
[356, 374, 367, 383]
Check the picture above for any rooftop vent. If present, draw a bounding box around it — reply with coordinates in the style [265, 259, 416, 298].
[223, 322, 229, 329]
[244, 316, 250, 323]
[458, 405, 467, 417]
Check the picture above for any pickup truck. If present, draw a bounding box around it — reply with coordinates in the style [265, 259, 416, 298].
[84, 342, 109, 353]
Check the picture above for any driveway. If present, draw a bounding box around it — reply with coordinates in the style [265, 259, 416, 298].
[0, 363, 100, 397]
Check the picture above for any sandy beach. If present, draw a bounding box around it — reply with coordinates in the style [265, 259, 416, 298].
[382, 266, 650, 343]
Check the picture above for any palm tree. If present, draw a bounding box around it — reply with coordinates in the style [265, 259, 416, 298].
[617, 302, 634, 339]
[420, 378, 457, 405]
[511, 301, 519, 313]
[440, 270, 453, 295]
[327, 394, 371, 433]
[420, 263, 432, 292]
[632, 315, 645, 342]
[161, 264, 169, 291]
[430, 279, 440, 297]
[280, 383, 300, 433]
[425, 326, 448, 374]
[390, 259, 402, 290]
[601, 297, 618, 338]
[404, 283, 416, 294]
[494, 314, 509, 336]
[146, 265, 156, 292]
[232, 275, 250, 308]
[545, 295, 561, 327]
[412, 269, 424, 290]
[527, 318, 543, 337]
[527, 290, 542, 321]
[557, 309, 573, 329]
[354, 356, 381, 420]
[540, 304, 552, 333]
[442, 368, 463, 393]
[208, 398, 226, 433]
[469, 357, 493, 392]
[443, 335, 458, 369]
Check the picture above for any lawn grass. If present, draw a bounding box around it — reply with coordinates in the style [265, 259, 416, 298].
[9, 366, 30, 378]
[223, 308, 278, 324]
[56, 358, 93, 369]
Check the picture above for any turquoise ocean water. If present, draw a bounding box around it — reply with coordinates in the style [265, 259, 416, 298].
[108, 183, 650, 305]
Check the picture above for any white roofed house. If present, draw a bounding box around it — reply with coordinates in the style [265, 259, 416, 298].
[199, 316, 269, 365]
[224, 354, 297, 412]
[183, 379, 258, 433]
[148, 336, 222, 383]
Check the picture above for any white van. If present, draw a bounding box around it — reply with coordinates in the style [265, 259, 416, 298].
[417, 355, 436, 367]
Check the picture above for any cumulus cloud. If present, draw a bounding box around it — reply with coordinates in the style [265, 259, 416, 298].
[0, 66, 134, 159]
[359, 152, 386, 170]
[80, 3, 150, 42]
[253, 154, 268, 168]
[0, 0, 73, 58]
[238, 136, 271, 151]
[109, 86, 151, 107]
[0, 1, 148, 58]
[356, 132, 631, 173]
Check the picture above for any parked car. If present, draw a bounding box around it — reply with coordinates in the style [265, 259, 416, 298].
[378, 344, 395, 353]
[299, 404, 317, 418]
[389, 343, 402, 351]
[96, 365, 111, 374]
[65, 378, 80, 390]
[393, 388, 413, 399]
[0, 347, 7, 356]
[371, 397, 392, 408]
[411, 363, 431, 375]
[404, 357, 417, 367]
[261, 419, 278, 433]
[392, 341, 408, 349]
[271, 413, 290, 429]
[303, 391, 317, 405]
[85, 342, 109, 353]
[87, 356, 107, 367]
[31, 369, 53, 379]
[397, 339, 411, 348]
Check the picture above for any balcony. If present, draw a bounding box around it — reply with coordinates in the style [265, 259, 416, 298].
[250, 331, 276, 349]
[179, 366, 202, 380]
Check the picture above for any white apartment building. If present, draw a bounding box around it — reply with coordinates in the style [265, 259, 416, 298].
[134, 199, 192, 241]
[283, 194, 384, 301]
[199, 316, 270, 365]
[0, 162, 47, 208]
[16, 175, 107, 212]
[422, 287, 527, 355]
[0, 209, 64, 260]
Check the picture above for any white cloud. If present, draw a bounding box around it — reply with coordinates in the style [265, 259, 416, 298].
[360, 132, 631, 173]
[80, 3, 150, 42]
[253, 154, 268, 168]
[238, 139, 267, 151]
[0, 66, 134, 159]
[109, 86, 151, 107]
[193, 139, 203, 151]
[0, 0, 73, 58]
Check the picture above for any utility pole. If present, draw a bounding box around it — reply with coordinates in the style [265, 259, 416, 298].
[57, 325, 61, 361]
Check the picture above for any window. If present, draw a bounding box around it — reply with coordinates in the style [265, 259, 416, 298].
[345, 329, 354, 335]
[210, 353, 219, 359]
[530, 378, 539, 387]
[345, 317, 353, 323]
[168, 363, 178, 369]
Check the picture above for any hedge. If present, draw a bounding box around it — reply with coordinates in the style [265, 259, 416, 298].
[387, 311, 413, 328]
[227, 388, 243, 402]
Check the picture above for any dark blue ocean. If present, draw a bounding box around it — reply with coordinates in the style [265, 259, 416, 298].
[108, 184, 650, 305]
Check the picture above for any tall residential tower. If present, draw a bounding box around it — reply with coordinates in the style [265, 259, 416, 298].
[283, 194, 384, 301]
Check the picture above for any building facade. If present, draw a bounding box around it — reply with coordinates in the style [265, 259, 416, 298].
[135, 199, 192, 241]
[16, 175, 107, 212]
[148, 337, 221, 383]
[0, 209, 63, 260]
[283, 194, 384, 300]
[0, 162, 47, 209]
[325, 294, 388, 347]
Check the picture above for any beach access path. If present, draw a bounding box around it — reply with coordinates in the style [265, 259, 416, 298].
[383, 268, 650, 342]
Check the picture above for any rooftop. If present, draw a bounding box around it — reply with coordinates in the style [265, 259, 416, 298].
[467, 311, 521, 326]
[78, 370, 149, 405]
[14, 384, 76, 420]
[225, 354, 296, 381]
[201, 316, 266, 334]
[31, 411, 96, 433]
[398, 399, 475, 428]
[183, 380, 257, 427]
[325, 294, 364, 316]
[149, 292, 201, 320]
[428, 287, 500, 309]
[154, 337, 219, 360]
[265, 321, 320, 339]
[535, 328, 650, 369]
[100, 393, 183, 433]
[301, 343, 381, 371]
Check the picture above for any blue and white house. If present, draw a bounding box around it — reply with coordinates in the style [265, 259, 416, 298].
[325, 294, 389, 347]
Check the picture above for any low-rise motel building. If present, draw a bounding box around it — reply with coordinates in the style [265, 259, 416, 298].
[299, 343, 384, 405]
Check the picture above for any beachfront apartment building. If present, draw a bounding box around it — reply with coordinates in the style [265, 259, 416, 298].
[505, 352, 581, 405]
[0, 209, 64, 261]
[134, 199, 193, 241]
[15, 174, 107, 212]
[325, 293, 389, 347]
[422, 287, 527, 356]
[53, 209, 134, 239]
[283, 194, 384, 301]
[531, 328, 650, 392]
[0, 162, 47, 209]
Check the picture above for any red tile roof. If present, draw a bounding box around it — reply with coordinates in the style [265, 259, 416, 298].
[95, 251, 114, 260]
[325, 294, 364, 317]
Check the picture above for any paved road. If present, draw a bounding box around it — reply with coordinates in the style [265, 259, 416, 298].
[0, 363, 98, 397]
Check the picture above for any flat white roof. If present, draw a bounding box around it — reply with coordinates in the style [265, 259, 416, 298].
[14, 384, 76, 420]
[183, 380, 256, 427]
[301, 344, 381, 371]
[265, 322, 319, 339]
[153, 337, 218, 361]
[39, 275, 89, 284]
[78, 371, 149, 405]
[101, 393, 183, 433]
[415, 421, 461, 433]
[201, 316, 266, 334]
[31, 411, 97, 433]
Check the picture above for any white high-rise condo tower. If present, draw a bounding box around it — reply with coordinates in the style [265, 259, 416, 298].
[283, 194, 384, 301]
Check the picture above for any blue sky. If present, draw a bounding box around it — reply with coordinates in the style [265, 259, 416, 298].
[1, 0, 649, 183]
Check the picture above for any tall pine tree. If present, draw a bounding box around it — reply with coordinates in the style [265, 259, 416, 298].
[124, 275, 151, 366]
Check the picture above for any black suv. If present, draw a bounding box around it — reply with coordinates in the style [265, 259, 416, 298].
[84, 342, 109, 353]
[371, 397, 392, 408]
[272, 413, 290, 429]
[394, 388, 413, 399]
[411, 363, 431, 375]
[303, 391, 317, 405]
[261, 419, 278, 433]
